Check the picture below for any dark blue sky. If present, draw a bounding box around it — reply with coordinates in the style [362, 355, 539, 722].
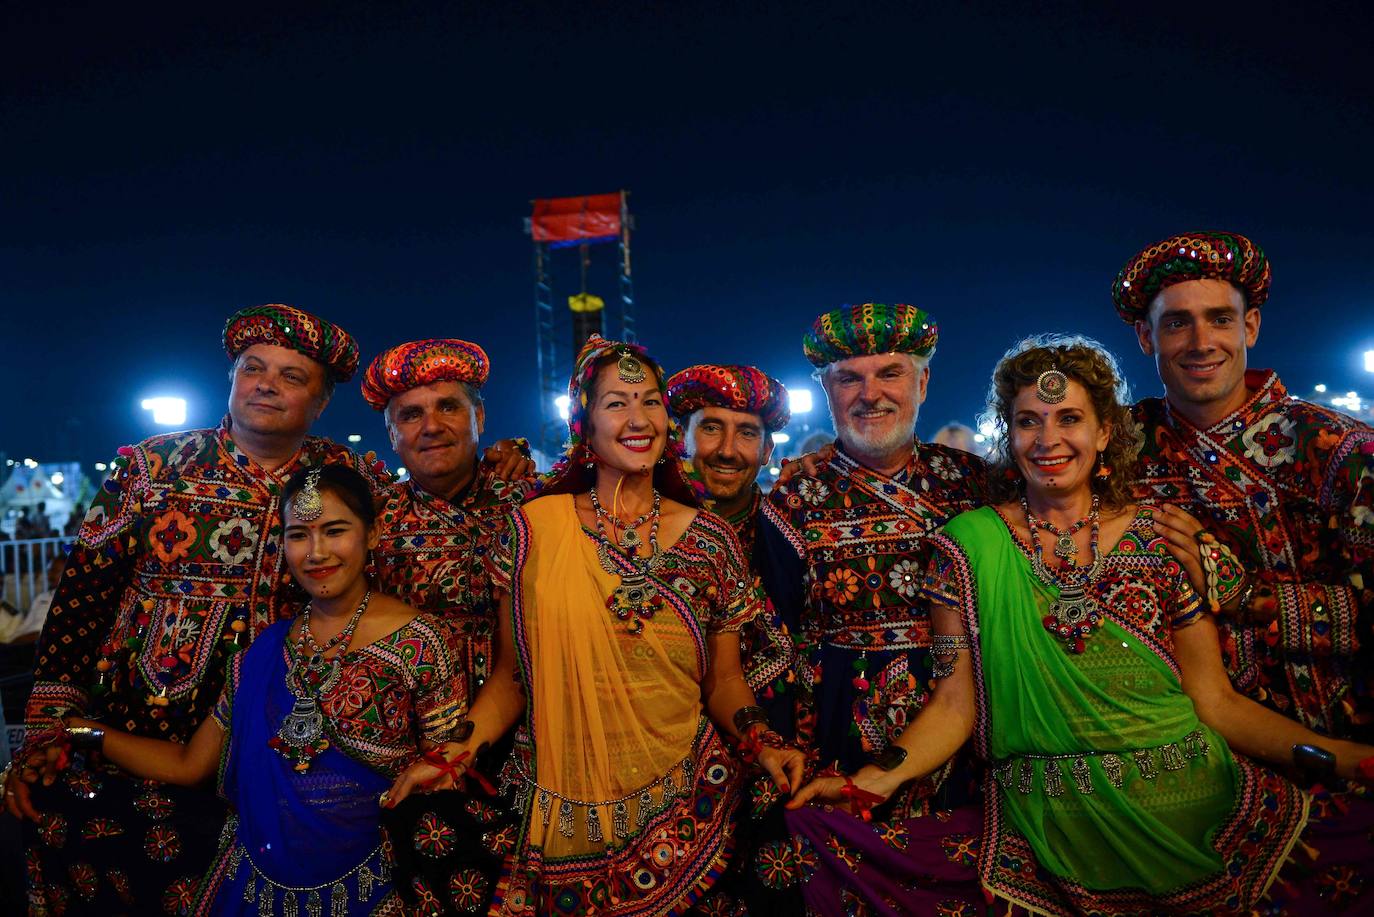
[4, 1, 1372, 470]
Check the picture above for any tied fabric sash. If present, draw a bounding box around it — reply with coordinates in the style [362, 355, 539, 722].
[223, 620, 390, 889]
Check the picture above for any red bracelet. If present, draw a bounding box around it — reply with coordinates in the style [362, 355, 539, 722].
[839, 775, 884, 821]
[420, 749, 498, 796]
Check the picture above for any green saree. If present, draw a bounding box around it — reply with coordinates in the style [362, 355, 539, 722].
[926, 507, 1307, 916]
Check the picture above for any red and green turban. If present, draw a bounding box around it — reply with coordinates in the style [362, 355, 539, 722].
[1112, 231, 1271, 323]
[360, 339, 491, 410]
[803, 303, 938, 367]
[665, 364, 791, 432]
[223, 304, 360, 382]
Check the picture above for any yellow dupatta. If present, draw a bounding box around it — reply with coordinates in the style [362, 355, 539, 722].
[516, 494, 704, 859]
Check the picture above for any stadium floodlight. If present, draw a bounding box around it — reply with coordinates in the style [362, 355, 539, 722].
[555, 395, 571, 421]
[141, 397, 187, 426]
[1364, 350, 1374, 373]
[772, 432, 791, 445]
[789, 389, 814, 414]
[347, 434, 363, 443]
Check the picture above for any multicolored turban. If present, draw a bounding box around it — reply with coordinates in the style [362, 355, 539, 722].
[1111, 231, 1271, 324]
[803, 303, 938, 367]
[542, 334, 700, 505]
[223, 304, 360, 382]
[359, 339, 491, 410]
[665, 364, 791, 433]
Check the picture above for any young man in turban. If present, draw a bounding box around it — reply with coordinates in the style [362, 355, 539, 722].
[5, 304, 390, 914]
[360, 339, 538, 914]
[666, 363, 796, 706]
[758, 304, 988, 914]
[1118, 231, 1374, 911]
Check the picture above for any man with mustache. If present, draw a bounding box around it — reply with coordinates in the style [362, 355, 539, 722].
[754, 303, 988, 913]
[1118, 231, 1374, 910]
[359, 338, 538, 914]
[4, 304, 387, 915]
[666, 364, 797, 723]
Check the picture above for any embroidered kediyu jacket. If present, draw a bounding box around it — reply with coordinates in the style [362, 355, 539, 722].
[23, 419, 392, 751]
[374, 464, 537, 696]
[1133, 369, 1374, 747]
[756, 441, 988, 816]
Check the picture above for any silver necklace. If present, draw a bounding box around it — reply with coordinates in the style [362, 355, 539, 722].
[1022, 502, 1106, 654]
[274, 591, 370, 761]
[589, 490, 665, 634]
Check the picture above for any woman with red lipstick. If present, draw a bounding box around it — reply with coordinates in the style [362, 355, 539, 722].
[384, 335, 805, 915]
[788, 335, 1374, 915]
[64, 464, 468, 915]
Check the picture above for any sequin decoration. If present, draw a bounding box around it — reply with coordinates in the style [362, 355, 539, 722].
[1111, 230, 1270, 323]
[360, 338, 491, 410]
[222, 303, 360, 381]
[802, 302, 938, 366]
[666, 363, 791, 432]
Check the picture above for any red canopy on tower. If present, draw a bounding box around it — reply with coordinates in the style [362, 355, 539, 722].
[530, 192, 623, 247]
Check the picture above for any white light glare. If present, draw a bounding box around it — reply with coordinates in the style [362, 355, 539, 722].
[23, 458, 38, 468]
[555, 395, 571, 421]
[50, 472, 64, 486]
[141, 397, 187, 426]
[769, 466, 781, 476]
[347, 434, 362, 444]
[978, 420, 997, 438]
[973, 433, 986, 444]
[1314, 383, 1327, 393]
[396, 466, 408, 479]
[1365, 350, 1374, 373]
[772, 432, 791, 445]
[788, 389, 814, 414]
[94, 462, 108, 472]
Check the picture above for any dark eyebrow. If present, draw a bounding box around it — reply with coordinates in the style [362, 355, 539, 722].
[285, 515, 351, 531]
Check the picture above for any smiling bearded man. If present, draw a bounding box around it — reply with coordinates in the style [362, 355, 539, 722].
[1119, 231, 1374, 913]
[751, 303, 989, 914]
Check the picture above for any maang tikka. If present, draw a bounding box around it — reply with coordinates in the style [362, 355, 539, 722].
[292, 468, 324, 521]
[617, 350, 646, 384]
[1036, 368, 1069, 404]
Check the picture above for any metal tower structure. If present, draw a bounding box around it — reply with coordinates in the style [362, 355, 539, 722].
[526, 190, 636, 462]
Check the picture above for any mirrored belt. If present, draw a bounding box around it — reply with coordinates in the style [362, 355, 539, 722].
[992, 729, 1211, 797]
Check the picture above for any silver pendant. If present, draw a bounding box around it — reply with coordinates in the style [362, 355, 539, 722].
[620, 527, 641, 550]
[277, 695, 325, 748]
[1050, 585, 1097, 628]
[1054, 532, 1078, 559]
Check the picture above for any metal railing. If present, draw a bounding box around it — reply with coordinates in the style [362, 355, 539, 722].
[1, 536, 67, 614]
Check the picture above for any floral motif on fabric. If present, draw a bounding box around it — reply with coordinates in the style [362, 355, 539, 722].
[143, 824, 182, 863]
[107, 868, 133, 904]
[876, 820, 911, 852]
[23, 419, 391, 754]
[940, 833, 979, 868]
[448, 867, 490, 912]
[161, 875, 198, 914]
[754, 838, 803, 889]
[65, 769, 102, 800]
[1315, 864, 1366, 906]
[134, 788, 176, 820]
[414, 812, 457, 858]
[207, 518, 258, 564]
[482, 824, 518, 856]
[66, 862, 98, 900]
[80, 817, 124, 840]
[411, 877, 442, 911]
[464, 798, 499, 824]
[38, 812, 68, 848]
[824, 834, 862, 871]
[1132, 370, 1374, 740]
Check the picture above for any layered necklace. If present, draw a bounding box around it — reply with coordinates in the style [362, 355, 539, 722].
[589, 486, 665, 635]
[270, 590, 370, 772]
[1022, 497, 1105, 654]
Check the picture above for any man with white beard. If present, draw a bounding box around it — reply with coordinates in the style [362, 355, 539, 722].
[755, 303, 988, 913]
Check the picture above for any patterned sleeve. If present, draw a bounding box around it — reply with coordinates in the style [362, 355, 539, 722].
[480, 511, 518, 594]
[210, 648, 246, 731]
[1167, 559, 1206, 630]
[23, 449, 147, 752]
[408, 616, 468, 747]
[711, 523, 765, 634]
[1261, 428, 1373, 659]
[921, 533, 966, 609]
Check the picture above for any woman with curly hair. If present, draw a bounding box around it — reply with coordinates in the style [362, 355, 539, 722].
[790, 335, 1374, 915]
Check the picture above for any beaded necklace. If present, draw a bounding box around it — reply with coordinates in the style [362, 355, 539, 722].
[1022, 500, 1106, 654]
[1024, 494, 1098, 559]
[270, 590, 370, 771]
[589, 488, 666, 634]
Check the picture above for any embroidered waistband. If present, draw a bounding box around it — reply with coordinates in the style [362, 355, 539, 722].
[821, 620, 927, 650]
[992, 729, 1211, 797]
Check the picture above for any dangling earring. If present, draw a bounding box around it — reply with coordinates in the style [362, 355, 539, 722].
[656, 456, 666, 465]
[365, 549, 378, 580]
[1094, 452, 1112, 480]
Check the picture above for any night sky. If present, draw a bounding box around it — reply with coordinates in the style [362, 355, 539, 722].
[4, 1, 1373, 473]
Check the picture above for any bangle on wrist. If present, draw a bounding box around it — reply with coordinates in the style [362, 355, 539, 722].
[732, 705, 768, 736]
[1292, 743, 1337, 781]
[65, 726, 105, 751]
[872, 744, 908, 772]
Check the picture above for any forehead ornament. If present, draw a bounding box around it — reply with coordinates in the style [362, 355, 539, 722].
[292, 468, 324, 522]
[1036, 369, 1069, 405]
[617, 350, 646, 384]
